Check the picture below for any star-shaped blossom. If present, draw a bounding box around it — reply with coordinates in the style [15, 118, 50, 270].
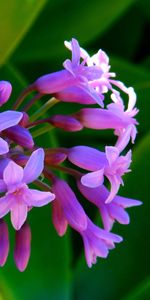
[81, 146, 131, 203]
[68, 145, 131, 203]
[0, 148, 55, 230]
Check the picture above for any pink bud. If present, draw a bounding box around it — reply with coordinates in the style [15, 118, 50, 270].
[19, 112, 29, 127]
[45, 148, 67, 165]
[14, 223, 31, 272]
[0, 219, 9, 266]
[4, 125, 34, 149]
[52, 200, 68, 236]
[0, 81, 12, 106]
[49, 115, 83, 131]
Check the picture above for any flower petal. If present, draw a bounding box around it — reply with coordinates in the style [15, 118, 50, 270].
[105, 175, 120, 203]
[68, 146, 106, 171]
[52, 179, 87, 231]
[105, 146, 119, 166]
[81, 169, 104, 188]
[23, 148, 44, 184]
[0, 138, 9, 155]
[11, 202, 28, 230]
[25, 188, 55, 207]
[0, 179, 7, 192]
[0, 195, 12, 218]
[0, 111, 23, 132]
[3, 160, 23, 188]
[0, 81, 12, 106]
[108, 203, 130, 225]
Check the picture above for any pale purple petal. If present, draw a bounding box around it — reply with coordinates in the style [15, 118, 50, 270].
[68, 146, 107, 171]
[105, 146, 119, 166]
[99, 203, 114, 231]
[52, 179, 87, 231]
[25, 188, 55, 207]
[70, 38, 80, 66]
[0, 219, 9, 266]
[0, 81, 12, 106]
[3, 161, 23, 188]
[114, 195, 142, 208]
[115, 125, 136, 152]
[0, 158, 10, 178]
[11, 202, 28, 230]
[108, 203, 130, 224]
[55, 86, 96, 104]
[34, 70, 76, 94]
[14, 222, 31, 272]
[105, 175, 120, 203]
[0, 195, 12, 218]
[23, 148, 44, 184]
[0, 138, 9, 155]
[76, 108, 128, 130]
[81, 169, 104, 188]
[0, 179, 7, 192]
[0, 111, 23, 132]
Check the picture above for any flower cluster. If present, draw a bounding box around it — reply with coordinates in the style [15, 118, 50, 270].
[0, 38, 141, 271]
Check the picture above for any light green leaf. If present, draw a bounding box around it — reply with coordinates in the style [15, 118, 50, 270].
[0, 0, 46, 65]
[122, 277, 150, 300]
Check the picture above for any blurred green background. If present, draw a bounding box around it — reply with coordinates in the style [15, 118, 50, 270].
[0, 0, 150, 299]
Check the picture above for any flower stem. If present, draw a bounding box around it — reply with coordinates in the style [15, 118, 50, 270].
[22, 93, 43, 112]
[30, 97, 60, 122]
[31, 124, 54, 138]
[12, 85, 34, 110]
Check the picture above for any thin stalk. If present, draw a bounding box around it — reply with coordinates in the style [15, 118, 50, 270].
[31, 124, 54, 138]
[30, 97, 60, 122]
[48, 164, 81, 178]
[34, 179, 51, 191]
[12, 84, 34, 110]
[22, 93, 43, 112]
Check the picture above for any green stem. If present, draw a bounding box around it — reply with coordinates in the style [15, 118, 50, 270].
[30, 97, 60, 122]
[32, 124, 54, 138]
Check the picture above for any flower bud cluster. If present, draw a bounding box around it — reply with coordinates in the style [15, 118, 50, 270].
[0, 38, 141, 270]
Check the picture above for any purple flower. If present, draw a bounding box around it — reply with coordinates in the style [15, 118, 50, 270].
[52, 178, 87, 231]
[68, 145, 132, 203]
[0, 111, 23, 155]
[34, 39, 104, 106]
[77, 181, 142, 231]
[0, 81, 12, 106]
[0, 149, 55, 230]
[51, 177, 122, 267]
[79, 218, 122, 267]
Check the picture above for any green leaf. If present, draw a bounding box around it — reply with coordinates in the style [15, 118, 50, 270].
[0, 0, 46, 66]
[12, 0, 136, 62]
[122, 277, 150, 300]
[73, 132, 150, 300]
[0, 64, 71, 300]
